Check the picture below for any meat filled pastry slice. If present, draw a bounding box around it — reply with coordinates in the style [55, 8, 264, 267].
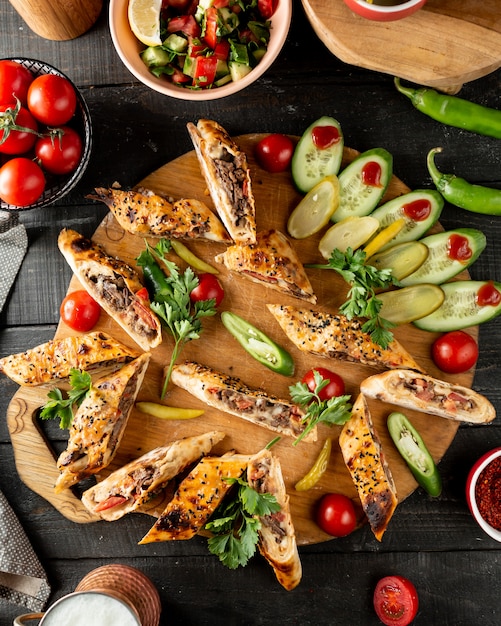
[360, 369, 496, 424]
[247, 448, 302, 591]
[215, 229, 317, 304]
[187, 119, 256, 244]
[0, 331, 139, 386]
[81, 430, 226, 520]
[339, 393, 398, 541]
[58, 229, 162, 351]
[54, 353, 150, 493]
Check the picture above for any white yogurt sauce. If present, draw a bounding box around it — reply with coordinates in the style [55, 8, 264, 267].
[41, 592, 139, 626]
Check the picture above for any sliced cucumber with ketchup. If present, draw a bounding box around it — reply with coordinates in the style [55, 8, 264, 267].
[291, 116, 344, 193]
[414, 280, 501, 332]
[369, 189, 444, 251]
[333, 147, 393, 223]
[400, 228, 486, 286]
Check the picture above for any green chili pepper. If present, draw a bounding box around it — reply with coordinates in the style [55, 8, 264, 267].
[387, 411, 442, 497]
[221, 311, 294, 376]
[427, 147, 501, 215]
[395, 77, 501, 139]
[136, 248, 173, 299]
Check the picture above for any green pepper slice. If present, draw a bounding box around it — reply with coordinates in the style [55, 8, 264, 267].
[221, 311, 294, 376]
[387, 412, 442, 497]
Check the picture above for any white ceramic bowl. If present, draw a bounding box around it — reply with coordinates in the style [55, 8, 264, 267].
[343, 0, 427, 22]
[109, 0, 292, 101]
[465, 447, 501, 542]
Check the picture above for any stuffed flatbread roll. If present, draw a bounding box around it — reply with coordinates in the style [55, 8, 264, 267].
[360, 369, 496, 424]
[139, 451, 251, 543]
[81, 430, 226, 521]
[88, 187, 231, 243]
[267, 304, 425, 373]
[215, 229, 317, 304]
[187, 119, 256, 244]
[0, 332, 139, 386]
[339, 394, 398, 541]
[55, 353, 150, 493]
[247, 449, 302, 591]
[58, 229, 162, 352]
[170, 361, 315, 442]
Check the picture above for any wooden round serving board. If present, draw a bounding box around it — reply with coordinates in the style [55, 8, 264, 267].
[7, 134, 477, 545]
[302, 0, 501, 94]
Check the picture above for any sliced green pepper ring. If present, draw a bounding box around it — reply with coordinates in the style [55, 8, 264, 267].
[221, 311, 295, 376]
[387, 411, 442, 497]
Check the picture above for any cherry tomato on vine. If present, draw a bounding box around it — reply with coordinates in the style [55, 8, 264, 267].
[60, 290, 101, 331]
[254, 133, 294, 173]
[27, 74, 77, 126]
[0, 103, 38, 155]
[190, 273, 224, 307]
[373, 575, 419, 626]
[0, 158, 45, 206]
[315, 493, 356, 537]
[35, 126, 83, 175]
[302, 367, 345, 401]
[431, 330, 478, 374]
[0, 60, 34, 105]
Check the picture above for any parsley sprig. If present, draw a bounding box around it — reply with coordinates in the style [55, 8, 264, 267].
[289, 370, 352, 446]
[307, 247, 399, 349]
[39, 369, 92, 429]
[205, 476, 280, 569]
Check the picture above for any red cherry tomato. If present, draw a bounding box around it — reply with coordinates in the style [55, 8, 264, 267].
[315, 493, 356, 537]
[257, 0, 278, 20]
[27, 74, 77, 126]
[0, 60, 34, 105]
[0, 157, 45, 206]
[60, 290, 101, 332]
[0, 103, 38, 155]
[431, 330, 478, 374]
[190, 273, 224, 307]
[373, 575, 419, 626]
[302, 367, 345, 401]
[35, 126, 83, 175]
[254, 134, 294, 173]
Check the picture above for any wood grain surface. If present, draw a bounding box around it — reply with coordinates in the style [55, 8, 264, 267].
[7, 134, 476, 546]
[301, 0, 501, 94]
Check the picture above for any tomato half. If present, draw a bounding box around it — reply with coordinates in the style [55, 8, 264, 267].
[373, 575, 419, 626]
[315, 493, 356, 537]
[254, 133, 294, 173]
[0, 103, 38, 155]
[35, 126, 83, 175]
[431, 330, 478, 374]
[0, 60, 34, 105]
[0, 157, 45, 206]
[190, 273, 224, 307]
[27, 74, 77, 126]
[60, 290, 101, 331]
[302, 367, 345, 401]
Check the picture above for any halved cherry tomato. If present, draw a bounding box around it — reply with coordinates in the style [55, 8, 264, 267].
[0, 103, 38, 155]
[0, 157, 45, 206]
[302, 367, 345, 401]
[190, 273, 224, 306]
[255, 134, 294, 173]
[431, 330, 478, 374]
[34, 126, 83, 175]
[257, 0, 278, 19]
[373, 575, 419, 626]
[60, 290, 101, 332]
[27, 74, 77, 126]
[315, 493, 356, 537]
[0, 60, 34, 105]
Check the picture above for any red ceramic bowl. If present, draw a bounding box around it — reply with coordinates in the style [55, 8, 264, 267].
[465, 447, 501, 542]
[343, 0, 427, 22]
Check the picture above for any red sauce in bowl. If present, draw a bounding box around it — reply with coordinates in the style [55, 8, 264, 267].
[475, 456, 501, 531]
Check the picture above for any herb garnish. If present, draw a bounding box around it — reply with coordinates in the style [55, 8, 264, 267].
[39, 368, 92, 429]
[307, 247, 399, 348]
[289, 369, 352, 446]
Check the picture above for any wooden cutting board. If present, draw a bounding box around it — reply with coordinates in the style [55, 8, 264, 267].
[7, 135, 477, 545]
[302, 0, 501, 94]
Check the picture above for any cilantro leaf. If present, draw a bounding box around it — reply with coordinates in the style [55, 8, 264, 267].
[39, 369, 92, 429]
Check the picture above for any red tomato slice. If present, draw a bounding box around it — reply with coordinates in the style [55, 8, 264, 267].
[95, 495, 128, 512]
[193, 56, 218, 87]
[203, 7, 219, 49]
[168, 15, 201, 38]
[373, 575, 419, 626]
[213, 40, 230, 61]
[257, 0, 278, 19]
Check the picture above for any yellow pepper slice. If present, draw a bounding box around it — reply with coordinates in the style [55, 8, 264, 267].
[363, 217, 406, 260]
[294, 437, 332, 491]
[171, 240, 219, 274]
[135, 401, 204, 420]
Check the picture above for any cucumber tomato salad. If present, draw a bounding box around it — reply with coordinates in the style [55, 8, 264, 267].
[139, 0, 276, 89]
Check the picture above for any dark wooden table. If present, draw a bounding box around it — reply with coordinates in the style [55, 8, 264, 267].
[1, 2, 500, 624]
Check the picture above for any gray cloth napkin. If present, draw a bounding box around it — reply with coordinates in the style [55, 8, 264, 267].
[0, 489, 51, 611]
[0, 211, 28, 314]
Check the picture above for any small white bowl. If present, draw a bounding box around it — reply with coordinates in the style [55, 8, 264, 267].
[466, 447, 501, 542]
[343, 0, 427, 22]
[109, 0, 292, 101]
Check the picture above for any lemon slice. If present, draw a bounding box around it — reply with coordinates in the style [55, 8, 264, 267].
[128, 0, 163, 47]
[318, 216, 379, 259]
[287, 176, 340, 239]
[363, 217, 406, 260]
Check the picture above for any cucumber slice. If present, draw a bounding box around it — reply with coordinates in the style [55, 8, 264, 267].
[378, 284, 444, 325]
[291, 116, 344, 193]
[400, 228, 486, 286]
[369, 241, 429, 281]
[413, 280, 501, 332]
[369, 190, 444, 251]
[333, 147, 393, 222]
[318, 216, 379, 259]
[287, 176, 340, 239]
